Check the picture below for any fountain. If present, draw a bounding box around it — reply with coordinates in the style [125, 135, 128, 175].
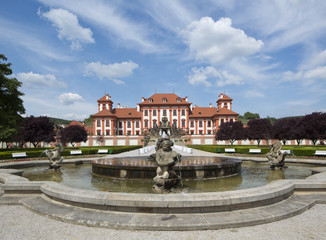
[266, 141, 288, 169]
[92, 123, 242, 193]
[148, 138, 182, 193]
[42, 144, 64, 170]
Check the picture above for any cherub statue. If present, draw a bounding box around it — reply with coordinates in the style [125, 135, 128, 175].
[43, 144, 64, 170]
[266, 141, 287, 169]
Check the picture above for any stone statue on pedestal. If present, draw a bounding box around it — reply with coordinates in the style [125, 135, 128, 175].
[148, 138, 182, 193]
[43, 144, 64, 170]
[266, 141, 287, 169]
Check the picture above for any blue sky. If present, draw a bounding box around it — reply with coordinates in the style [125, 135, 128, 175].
[1, 0, 326, 121]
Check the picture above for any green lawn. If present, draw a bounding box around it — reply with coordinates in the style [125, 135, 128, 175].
[0, 145, 142, 161]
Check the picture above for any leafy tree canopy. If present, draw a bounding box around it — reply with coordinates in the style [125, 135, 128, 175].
[215, 121, 245, 145]
[247, 118, 272, 145]
[61, 125, 87, 147]
[243, 112, 260, 120]
[16, 116, 55, 147]
[0, 54, 25, 145]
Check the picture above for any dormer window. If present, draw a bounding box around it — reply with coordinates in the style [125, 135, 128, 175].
[163, 98, 167, 103]
[177, 98, 181, 102]
[149, 98, 153, 103]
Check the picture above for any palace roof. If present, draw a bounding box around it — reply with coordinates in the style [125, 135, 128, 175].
[139, 93, 191, 105]
[190, 106, 238, 118]
[92, 108, 141, 119]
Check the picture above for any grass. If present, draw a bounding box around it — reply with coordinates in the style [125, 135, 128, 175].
[0, 145, 142, 161]
[188, 144, 326, 158]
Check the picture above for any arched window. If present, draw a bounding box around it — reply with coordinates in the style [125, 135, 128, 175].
[163, 98, 167, 103]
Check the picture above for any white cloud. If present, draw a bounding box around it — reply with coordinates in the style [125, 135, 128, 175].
[243, 90, 265, 98]
[304, 66, 326, 80]
[84, 61, 139, 84]
[37, 0, 159, 52]
[188, 66, 242, 87]
[0, 17, 72, 61]
[216, 71, 242, 87]
[58, 92, 84, 105]
[41, 8, 94, 50]
[17, 72, 67, 89]
[182, 17, 263, 64]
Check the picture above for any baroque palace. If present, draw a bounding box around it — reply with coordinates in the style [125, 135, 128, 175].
[91, 93, 238, 145]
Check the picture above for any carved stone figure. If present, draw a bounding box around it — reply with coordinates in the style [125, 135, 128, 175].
[266, 141, 287, 169]
[43, 144, 64, 170]
[148, 138, 182, 193]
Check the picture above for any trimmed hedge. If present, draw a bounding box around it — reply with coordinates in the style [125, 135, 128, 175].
[0, 145, 142, 160]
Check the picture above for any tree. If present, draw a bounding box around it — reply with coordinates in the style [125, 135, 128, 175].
[272, 118, 296, 145]
[291, 118, 306, 145]
[61, 125, 87, 147]
[301, 112, 326, 145]
[243, 112, 260, 120]
[0, 54, 25, 147]
[215, 121, 245, 145]
[16, 116, 55, 147]
[247, 118, 272, 145]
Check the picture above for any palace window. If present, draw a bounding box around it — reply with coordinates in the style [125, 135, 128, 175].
[144, 120, 148, 128]
[221, 119, 224, 125]
[97, 120, 101, 127]
[136, 121, 139, 128]
[97, 130, 101, 135]
[199, 121, 202, 127]
[106, 130, 110, 135]
[149, 98, 153, 103]
[207, 121, 211, 127]
[106, 120, 110, 127]
[153, 120, 157, 127]
[182, 119, 185, 128]
[153, 110, 157, 116]
[127, 131, 131, 135]
[144, 110, 148, 116]
[190, 121, 194, 127]
[173, 119, 177, 126]
[118, 130, 123, 135]
[181, 109, 185, 116]
[119, 122, 122, 128]
[199, 130, 203, 134]
[163, 109, 167, 116]
[177, 98, 181, 102]
[190, 130, 194, 135]
[230, 119, 233, 122]
[207, 130, 211, 134]
[173, 109, 177, 116]
[136, 131, 140, 135]
[127, 121, 131, 128]
[163, 98, 167, 102]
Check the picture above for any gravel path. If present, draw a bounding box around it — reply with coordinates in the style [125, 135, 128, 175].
[0, 204, 325, 240]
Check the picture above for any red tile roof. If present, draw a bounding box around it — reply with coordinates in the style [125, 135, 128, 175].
[68, 121, 92, 134]
[190, 107, 218, 117]
[216, 107, 238, 115]
[217, 93, 233, 101]
[92, 109, 117, 118]
[97, 94, 113, 103]
[139, 93, 191, 105]
[92, 108, 141, 119]
[114, 108, 141, 119]
[190, 106, 238, 117]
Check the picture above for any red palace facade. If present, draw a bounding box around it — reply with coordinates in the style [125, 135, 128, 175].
[92, 93, 238, 139]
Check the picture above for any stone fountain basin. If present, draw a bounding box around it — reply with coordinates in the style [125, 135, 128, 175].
[1, 165, 326, 214]
[92, 156, 242, 179]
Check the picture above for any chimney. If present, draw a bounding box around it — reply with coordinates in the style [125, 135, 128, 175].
[117, 103, 120, 108]
[185, 96, 188, 102]
[209, 103, 212, 108]
[137, 104, 140, 112]
[105, 95, 109, 100]
[142, 97, 145, 102]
